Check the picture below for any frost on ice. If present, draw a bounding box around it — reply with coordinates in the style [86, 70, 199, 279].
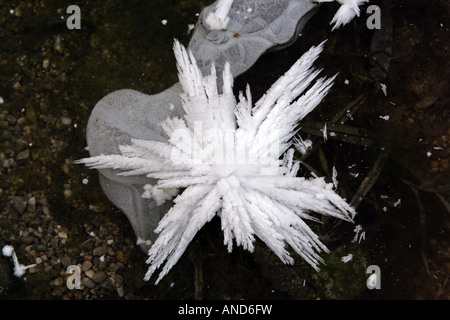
[77, 40, 356, 284]
[316, 0, 369, 30]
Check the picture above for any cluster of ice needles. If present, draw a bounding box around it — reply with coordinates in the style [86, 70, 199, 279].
[77, 38, 357, 284]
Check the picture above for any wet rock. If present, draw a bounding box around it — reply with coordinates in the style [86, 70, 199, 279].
[81, 260, 92, 272]
[22, 235, 35, 245]
[2, 158, 14, 169]
[92, 271, 106, 283]
[60, 116, 72, 126]
[27, 197, 36, 212]
[98, 225, 109, 238]
[82, 277, 95, 289]
[16, 149, 29, 160]
[93, 246, 107, 256]
[13, 196, 27, 214]
[53, 277, 64, 287]
[85, 270, 95, 280]
[60, 255, 72, 267]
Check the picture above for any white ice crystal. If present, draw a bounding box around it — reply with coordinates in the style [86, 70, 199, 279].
[77, 40, 356, 284]
[294, 135, 313, 156]
[316, 0, 369, 30]
[2, 245, 14, 257]
[205, 0, 234, 30]
[2, 245, 36, 278]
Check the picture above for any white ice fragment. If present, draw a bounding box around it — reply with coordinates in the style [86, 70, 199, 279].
[142, 184, 178, 206]
[341, 253, 353, 263]
[433, 147, 443, 150]
[294, 136, 313, 155]
[393, 198, 401, 207]
[344, 79, 350, 85]
[316, 0, 369, 30]
[323, 123, 328, 141]
[358, 231, 365, 243]
[352, 225, 362, 243]
[161, 19, 168, 25]
[187, 24, 195, 34]
[426, 151, 432, 158]
[2, 245, 14, 257]
[332, 166, 338, 189]
[88, 231, 96, 237]
[99, 255, 105, 262]
[380, 83, 387, 96]
[2, 245, 36, 278]
[247, 7, 253, 13]
[0, 96, 4, 104]
[379, 115, 390, 121]
[136, 237, 153, 247]
[205, 0, 234, 30]
[82, 178, 89, 185]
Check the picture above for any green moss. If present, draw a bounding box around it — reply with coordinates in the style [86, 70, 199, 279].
[311, 244, 367, 299]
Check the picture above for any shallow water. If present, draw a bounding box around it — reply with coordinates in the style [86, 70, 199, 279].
[0, 0, 448, 300]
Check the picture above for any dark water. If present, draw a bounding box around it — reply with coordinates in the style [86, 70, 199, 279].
[0, 0, 448, 300]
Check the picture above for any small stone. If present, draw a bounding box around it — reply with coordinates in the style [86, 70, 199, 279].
[2, 158, 14, 169]
[53, 277, 64, 287]
[60, 255, 71, 267]
[92, 271, 106, 283]
[93, 246, 107, 256]
[42, 59, 50, 69]
[110, 263, 120, 273]
[27, 197, 36, 212]
[114, 274, 123, 285]
[60, 116, 72, 126]
[22, 235, 35, 245]
[13, 81, 21, 90]
[98, 225, 109, 238]
[85, 270, 95, 279]
[81, 260, 92, 272]
[117, 287, 124, 297]
[16, 149, 29, 160]
[107, 247, 115, 256]
[82, 277, 95, 289]
[13, 197, 27, 214]
[58, 231, 68, 239]
[63, 189, 72, 199]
